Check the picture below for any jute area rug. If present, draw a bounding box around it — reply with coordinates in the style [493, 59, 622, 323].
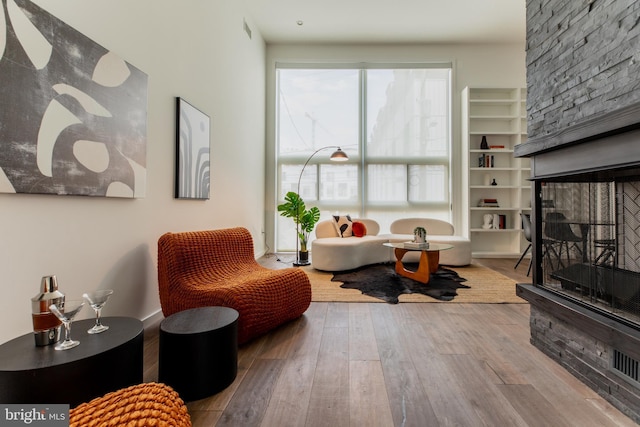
[301, 263, 526, 304]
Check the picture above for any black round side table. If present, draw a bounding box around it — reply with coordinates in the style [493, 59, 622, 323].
[0, 317, 143, 406]
[158, 306, 239, 402]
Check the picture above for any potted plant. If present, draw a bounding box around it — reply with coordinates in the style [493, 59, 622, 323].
[413, 226, 427, 243]
[277, 191, 320, 265]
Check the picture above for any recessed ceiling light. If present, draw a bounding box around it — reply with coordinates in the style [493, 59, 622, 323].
[296, 20, 304, 26]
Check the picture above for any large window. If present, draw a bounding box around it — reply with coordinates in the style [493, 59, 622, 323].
[276, 64, 452, 251]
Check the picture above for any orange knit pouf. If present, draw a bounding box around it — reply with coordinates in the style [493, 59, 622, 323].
[69, 382, 191, 427]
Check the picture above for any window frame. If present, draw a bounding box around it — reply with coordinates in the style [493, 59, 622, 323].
[275, 62, 453, 252]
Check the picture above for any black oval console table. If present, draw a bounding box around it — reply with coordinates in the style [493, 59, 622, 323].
[0, 316, 143, 406]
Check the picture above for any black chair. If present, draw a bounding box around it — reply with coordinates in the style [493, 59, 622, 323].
[594, 238, 616, 266]
[543, 212, 583, 268]
[514, 213, 532, 276]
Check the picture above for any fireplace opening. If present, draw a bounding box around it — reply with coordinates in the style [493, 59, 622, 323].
[535, 175, 640, 326]
[515, 109, 640, 422]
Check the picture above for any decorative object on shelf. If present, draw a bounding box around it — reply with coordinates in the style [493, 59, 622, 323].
[491, 179, 498, 186]
[480, 135, 489, 149]
[493, 213, 500, 229]
[83, 290, 114, 334]
[175, 98, 211, 199]
[31, 275, 65, 346]
[413, 226, 427, 243]
[49, 300, 86, 351]
[279, 146, 348, 266]
[482, 214, 493, 229]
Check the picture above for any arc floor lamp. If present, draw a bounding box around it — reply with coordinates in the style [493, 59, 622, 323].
[293, 146, 348, 266]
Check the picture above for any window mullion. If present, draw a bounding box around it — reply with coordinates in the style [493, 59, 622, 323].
[360, 69, 366, 218]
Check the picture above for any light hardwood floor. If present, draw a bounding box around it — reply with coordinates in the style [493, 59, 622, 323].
[143, 258, 637, 426]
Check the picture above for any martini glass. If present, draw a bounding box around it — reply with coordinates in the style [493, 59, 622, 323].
[49, 300, 85, 350]
[83, 290, 113, 334]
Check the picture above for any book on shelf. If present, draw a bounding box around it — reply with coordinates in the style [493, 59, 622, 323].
[403, 241, 430, 249]
[489, 145, 505, 149]
[478, 154, 494, 168]
[478, 198, 500, 207]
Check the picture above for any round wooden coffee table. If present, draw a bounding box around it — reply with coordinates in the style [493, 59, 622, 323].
[384, 242, 453, 284]
[158, 306, 239, 401]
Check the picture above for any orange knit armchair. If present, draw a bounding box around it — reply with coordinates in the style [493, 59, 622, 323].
[157, 227, 312, 344]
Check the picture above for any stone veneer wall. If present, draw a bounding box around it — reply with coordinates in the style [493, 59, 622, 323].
[526, 0, 640, 139]
[524, 0, 640, 422]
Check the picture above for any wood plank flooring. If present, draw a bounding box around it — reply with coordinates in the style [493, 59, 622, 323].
[143, 258, 637, 426]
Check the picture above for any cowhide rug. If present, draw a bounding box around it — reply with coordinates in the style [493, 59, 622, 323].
[332, 263, 469, 304]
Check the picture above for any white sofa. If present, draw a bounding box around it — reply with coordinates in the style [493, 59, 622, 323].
[311, 217, 471, 271]
[311, 219, 391, 271]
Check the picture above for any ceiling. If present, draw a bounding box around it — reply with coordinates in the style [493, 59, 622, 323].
[243, 0, 526, 45]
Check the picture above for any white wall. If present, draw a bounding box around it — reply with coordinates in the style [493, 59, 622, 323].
[264, 43, 526, 247]
[0, 0, 266, 344]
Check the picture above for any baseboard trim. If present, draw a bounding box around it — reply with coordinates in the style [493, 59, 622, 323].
[142, 309, 164, 329]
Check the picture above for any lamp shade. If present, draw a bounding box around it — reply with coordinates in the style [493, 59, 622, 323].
[330, 148, 348, 162]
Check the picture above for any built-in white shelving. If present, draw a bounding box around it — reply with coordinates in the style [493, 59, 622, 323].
[462, 87, 531, 258]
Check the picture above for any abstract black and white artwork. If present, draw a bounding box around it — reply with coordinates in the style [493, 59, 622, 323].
[175, 98, 210, 199]
[0, 0, 148, 198]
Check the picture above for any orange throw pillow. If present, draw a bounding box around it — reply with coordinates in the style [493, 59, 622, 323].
[352, 221, 367, 237]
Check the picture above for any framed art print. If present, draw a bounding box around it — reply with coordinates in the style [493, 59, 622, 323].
[0, 0, 148, 198]
[175, 98, 210, 199]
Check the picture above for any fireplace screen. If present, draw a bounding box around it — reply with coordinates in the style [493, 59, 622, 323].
[538, 180, 640, 324]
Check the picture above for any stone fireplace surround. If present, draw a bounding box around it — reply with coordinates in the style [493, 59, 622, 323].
[516, 0, 640, 421]
[515, 106, 640, 422]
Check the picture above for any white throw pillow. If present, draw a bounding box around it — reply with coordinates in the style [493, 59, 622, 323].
[332, 215, 353, 237]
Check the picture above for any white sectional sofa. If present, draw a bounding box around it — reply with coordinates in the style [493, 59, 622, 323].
[311, 219, 391, 272]
[311, 217, 471, 271]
